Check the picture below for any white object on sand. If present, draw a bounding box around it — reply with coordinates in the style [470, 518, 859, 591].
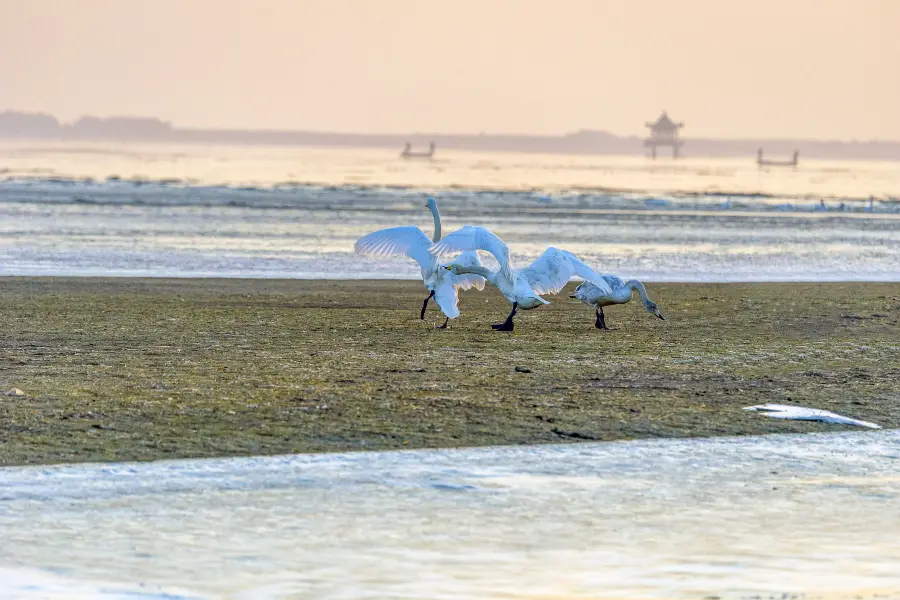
[743, 403, 881, 429]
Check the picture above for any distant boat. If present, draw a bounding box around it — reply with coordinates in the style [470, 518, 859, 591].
[757, 148, 798, 168]
[401, 142, 435, 159]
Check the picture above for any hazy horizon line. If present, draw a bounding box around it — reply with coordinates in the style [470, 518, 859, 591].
[4, 108, 900, 144]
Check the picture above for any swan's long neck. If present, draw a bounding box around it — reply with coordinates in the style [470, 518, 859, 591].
[455, 265, 497, 285]
[626, 280, 651, 306]
[429, 201, 441, 243]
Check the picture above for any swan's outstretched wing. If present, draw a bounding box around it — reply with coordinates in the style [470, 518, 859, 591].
[429, 226, 514, 283]
[521, 247, 614, 296]
[520, 247, 577, 296]
[354, 226, 434, 270]
[450, 250, 486, 291]
[558, 250, 614, 295]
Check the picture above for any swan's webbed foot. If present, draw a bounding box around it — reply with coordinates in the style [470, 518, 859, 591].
[435, 317, 450, 329]
[595, 307, 610, 330]
[420, 290, 435, 320]
[492, 302, 517, 332]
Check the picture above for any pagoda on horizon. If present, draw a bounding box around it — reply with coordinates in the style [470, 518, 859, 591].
[644, 111, 684, 159]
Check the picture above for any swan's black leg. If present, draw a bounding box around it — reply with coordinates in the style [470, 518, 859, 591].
[436, 316, 450, 329]
[595, 307, 610, 330]
[420, 290, 435, 320]
[491, 302, 517, 331]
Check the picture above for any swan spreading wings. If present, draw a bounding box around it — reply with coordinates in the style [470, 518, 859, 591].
[430, 225, 613, 331]
[354, 198, 485, 328]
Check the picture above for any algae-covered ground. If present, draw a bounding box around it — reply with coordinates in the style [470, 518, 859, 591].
[1, 277, 898, 466]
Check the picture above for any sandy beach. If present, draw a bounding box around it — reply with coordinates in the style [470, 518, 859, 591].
[1, 277, 897, 466]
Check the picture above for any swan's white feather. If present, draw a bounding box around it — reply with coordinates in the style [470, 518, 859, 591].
[572, 276, 627, 302]
[558, 250, 614, 295]
[429, 226, 515, 283]
[354, 226, 435, 271]
[521, 247, 613, 296]
[432, 279, 461, 318]
[519, 247, 577, 296]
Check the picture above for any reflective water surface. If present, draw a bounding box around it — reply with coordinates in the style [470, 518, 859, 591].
[2, 141, 900, 281]
[2, 430, 899, 599]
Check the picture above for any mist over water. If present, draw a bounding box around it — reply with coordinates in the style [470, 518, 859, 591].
[1, 141, 899, 281]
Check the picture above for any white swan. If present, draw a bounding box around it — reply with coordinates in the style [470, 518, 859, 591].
[354, 197, 485, 328]
[430, 225, 614, 331]
[569, 277, 664, 330]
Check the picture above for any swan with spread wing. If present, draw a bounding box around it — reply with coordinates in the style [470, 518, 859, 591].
[430, 226, 613, 331]
[353, 198, 485, 328]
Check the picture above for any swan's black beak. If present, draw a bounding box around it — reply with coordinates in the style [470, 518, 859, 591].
[657, 313, 665, 320]
[443, 265, 451, 270]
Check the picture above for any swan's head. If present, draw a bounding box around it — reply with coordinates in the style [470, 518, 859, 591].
[644, 300, 665, 320]
[425, 197, 438, 211]
[443, 263, 474, 276]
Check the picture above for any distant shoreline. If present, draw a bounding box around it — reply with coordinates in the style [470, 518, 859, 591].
[3, 110, 900, 161]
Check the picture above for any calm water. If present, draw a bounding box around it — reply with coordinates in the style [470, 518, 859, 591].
[1, 141, 899, 281]
[1, 431, 899, 599]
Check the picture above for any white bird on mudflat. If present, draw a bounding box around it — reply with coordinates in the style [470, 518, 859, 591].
[430, 225, 614, 331]
[353, 197, 485, 328]
[569, 277, 664, 330]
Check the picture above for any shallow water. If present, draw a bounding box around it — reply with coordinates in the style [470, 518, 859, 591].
[1, 431, 899, 599]
[4, 140, 900, 199]
[2, 141, 900, 281]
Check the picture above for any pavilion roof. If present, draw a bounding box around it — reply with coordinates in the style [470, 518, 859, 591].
[645, 111, 683, 131]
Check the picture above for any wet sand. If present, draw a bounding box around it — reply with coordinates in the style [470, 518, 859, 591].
[1, 277, 898, 466]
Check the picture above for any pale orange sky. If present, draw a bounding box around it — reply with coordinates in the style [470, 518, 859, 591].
[1, 0, 899, 139]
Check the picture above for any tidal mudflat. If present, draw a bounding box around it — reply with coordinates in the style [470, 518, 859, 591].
[1, 277, 897, 466]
